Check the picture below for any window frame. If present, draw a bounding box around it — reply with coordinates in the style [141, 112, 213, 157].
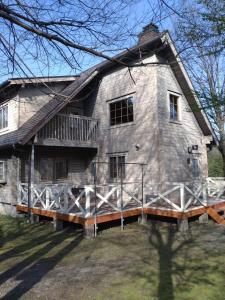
[192, 158, 200, 178]
[168, 91, 181, 123]
[109, 96, 134, 127]
[0, 103, 8, 131]
[53, 159, 68, 181]
[109, 154, 126, 181]
[39, 158, 69, 182]
[0, 160, 6, 183]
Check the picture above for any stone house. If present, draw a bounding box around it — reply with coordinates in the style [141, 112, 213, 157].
[0, 25, 213, 216]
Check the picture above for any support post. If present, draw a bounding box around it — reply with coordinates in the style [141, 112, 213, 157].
[199, 213, 208, 224]
[93, 162, 98, 237]
[28, 142, 35, 223]
[53, 217, 63, 231]
[83, 222, 95, 239]
[177, 218, 189, 232]
[32, 214, 40, 223]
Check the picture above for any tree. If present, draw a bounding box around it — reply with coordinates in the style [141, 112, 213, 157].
[174, 0, 225, 175]
[0, 0, 137, 78]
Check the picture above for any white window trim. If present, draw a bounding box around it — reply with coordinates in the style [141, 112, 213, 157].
[0, 103, 9, 133]
[0, 160, 6, 183]
[167, 91, 182, 123]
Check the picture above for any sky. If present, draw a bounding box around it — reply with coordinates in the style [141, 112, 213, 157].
[0, 0, 179, 82]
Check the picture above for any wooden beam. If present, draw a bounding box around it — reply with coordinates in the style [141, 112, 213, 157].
[16, 204, 86, 225]
[207, 207, 225, 225]
[144, 207, 183, 219]
[184, 207, 207, 218]
[85, 208, 142, 225]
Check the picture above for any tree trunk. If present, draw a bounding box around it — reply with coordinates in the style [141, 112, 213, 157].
[218, 136, 225, 177]
[221, 152, 225, 177]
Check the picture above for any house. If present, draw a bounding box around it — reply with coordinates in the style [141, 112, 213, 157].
[0, 24, 214, 222]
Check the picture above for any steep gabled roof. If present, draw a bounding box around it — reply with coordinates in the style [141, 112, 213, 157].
[0, 31, 213, 148]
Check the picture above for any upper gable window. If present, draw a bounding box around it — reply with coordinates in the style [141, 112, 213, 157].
[0, 104, 8, 130]
[110, 97, 134, 126]
[169, 94, 179, 121]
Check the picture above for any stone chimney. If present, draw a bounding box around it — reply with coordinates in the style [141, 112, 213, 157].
[138, 23, 160, 44]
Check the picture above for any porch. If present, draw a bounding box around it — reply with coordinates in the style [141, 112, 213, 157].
[36, 114, 99, 148]
[17, 177, 225, 236]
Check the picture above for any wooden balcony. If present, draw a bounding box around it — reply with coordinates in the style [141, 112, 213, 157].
[36, 114, 99, 148]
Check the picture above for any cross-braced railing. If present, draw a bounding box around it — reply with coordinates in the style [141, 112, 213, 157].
[18, 179, 225, 217]
[144, 182, 207, 212]
[18, 182, 143, 217]
[206, 177, 225, 199]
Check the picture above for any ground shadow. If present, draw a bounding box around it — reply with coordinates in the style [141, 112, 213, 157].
[149, 222, 192, 300]
[0, 223, 83, 299]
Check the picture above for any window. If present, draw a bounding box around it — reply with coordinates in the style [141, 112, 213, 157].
[0, 104, 8, 130]
[192, 159, 200, 177]
[39, 159, 68, 181]
[169, 94, 179, 121]
[0, 161, 6, 182]
[109, 155, 125, 180]
[40, 159, 53, 181]
[54, 160, 68, 180]
[110, 97, 134, 126]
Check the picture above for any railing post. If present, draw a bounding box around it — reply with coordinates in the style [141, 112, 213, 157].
[85, 186, 91, 217]
[64, 185, 69, 213]
[46, 187, 50, 210]
[139, 164, 147, 224]
[120, 162, 124, 230]
[180, 183, 185, 212]
[202, 182, 207, 205]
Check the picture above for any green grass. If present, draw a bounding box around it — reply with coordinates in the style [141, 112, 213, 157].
[0, 216, 225, 300]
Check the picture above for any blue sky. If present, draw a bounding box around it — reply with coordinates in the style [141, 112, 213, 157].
[0, 0, 178, 82]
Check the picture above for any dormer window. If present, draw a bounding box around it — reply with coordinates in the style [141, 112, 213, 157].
[169, 94, 179, 121]
[0, 104, 8, 130]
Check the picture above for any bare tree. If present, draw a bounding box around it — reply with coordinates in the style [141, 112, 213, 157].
[173, 0, 225, 174]
[0, 0, 139, 77]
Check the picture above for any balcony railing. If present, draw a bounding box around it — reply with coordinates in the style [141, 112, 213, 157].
[37, 114, 99, 143]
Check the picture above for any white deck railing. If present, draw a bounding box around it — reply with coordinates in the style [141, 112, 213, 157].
[18, 183, 142, 217]
[17, 178, 225, 217]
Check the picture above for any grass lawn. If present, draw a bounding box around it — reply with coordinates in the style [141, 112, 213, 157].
[0, 215, 225, 300]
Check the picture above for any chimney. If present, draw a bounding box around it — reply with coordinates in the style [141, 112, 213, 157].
[138, 23, 160, 44]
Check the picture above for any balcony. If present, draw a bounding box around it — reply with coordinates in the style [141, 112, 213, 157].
[37, 114, 99, 148]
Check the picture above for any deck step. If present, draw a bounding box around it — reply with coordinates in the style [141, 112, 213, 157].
[207, 207, 225, 225]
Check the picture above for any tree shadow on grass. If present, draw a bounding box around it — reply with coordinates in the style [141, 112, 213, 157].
[149, 223, 192, 300]
[0, 223, 62, 264]
[148, 222, 225, 300]
[0, 226, 83, 299]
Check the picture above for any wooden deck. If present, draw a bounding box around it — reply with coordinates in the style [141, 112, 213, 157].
[16, 179, 225, 233]
[17, 200, 225, 226]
